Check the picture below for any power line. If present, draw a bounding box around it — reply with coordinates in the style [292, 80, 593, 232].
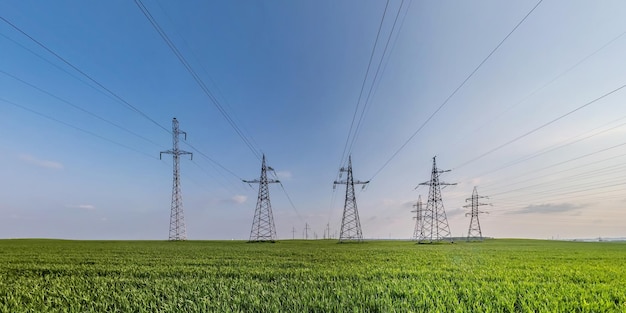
[3, 14, 257, 198]
[152, 0, 264, 155]
[488, 157, 626, 195]
[455, 82, 626, 169]
[491, 172, 626, 199]
[492, 182, 626, 208]
[136, 1, 270, 199]
[0, 15, 171, 134]
[479, 154, 626, 205]
[454, 29, 626, 144]
[182, 142, 244, 182]
[488, 141, 626, 192]
[266, 167, 305, 223]
[0, 32, 122, 105]
[329, 1, 411, 227]
[346, 0, 407, 158]
[182, 141, 257, 195]
[461, 113, 626, 202]
[487, 162, 626, 197]
[3, 14, 256, 195]
[134, 0, 262, 160]
[474, 114, 626, 178]
[1, 57, 245, 197]
[338, 0, 390, 170]
[10, 65, 251, 197]
[1, 97, 157, 160]
[1, 68, 241, 195]
[481, 150, 626, 191]
[188, 159, 245, 196]
[1, 35, 249, 194]
[368, 0, 543, 181]
[0, 70, 165, 149]
[279, 182, 305, 224]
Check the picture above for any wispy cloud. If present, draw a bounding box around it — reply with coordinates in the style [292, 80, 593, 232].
[19, 154, 63, 169]
[67, 204, 96, 210]
[507, 203, 583, 215]
[217, 195, 248, 206]
[231, 195, 247, 204]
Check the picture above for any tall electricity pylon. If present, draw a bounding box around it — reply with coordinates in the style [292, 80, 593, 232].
[464, 186, 489, 241]
[244, 154, 279, 242]
[160, 118, 192, 241]
[418, 156, 456, 243]
[411, 195, 424, 241]
[334, 155, 369, 242]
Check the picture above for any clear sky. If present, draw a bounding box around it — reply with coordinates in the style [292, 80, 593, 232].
[1, 0, 625, 240]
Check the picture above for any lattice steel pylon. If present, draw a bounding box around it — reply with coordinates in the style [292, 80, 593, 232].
[411, 195, 424, 241]
[418, 156, 456, 243]
[160, 118, 192, 241]
[464, 186, 489, 241]
[333, 155, 369, 242]
[243, 154, 280, 242]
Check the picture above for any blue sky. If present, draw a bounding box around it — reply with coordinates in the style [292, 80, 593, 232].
[1, 0, 626, 240]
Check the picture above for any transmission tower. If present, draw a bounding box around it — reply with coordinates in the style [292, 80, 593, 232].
[304, 223, 310, 240]
[160, 118, 192, 241]
[333, 155, 369, 242]
[243, 154, 279, 242]
[464, 186, 489, 241]
[411, 195, 424, 241]
[418, 156, 456, 243]
[324, 223, 330, 239]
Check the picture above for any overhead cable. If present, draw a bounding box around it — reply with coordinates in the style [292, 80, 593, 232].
[134, 0, 262, 160]
[0, 15, 171, 134]
[368, 0, 544, 181]
[455, 82, 626, 169]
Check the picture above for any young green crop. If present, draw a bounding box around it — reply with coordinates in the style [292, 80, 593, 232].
[0, 239, 624, 312]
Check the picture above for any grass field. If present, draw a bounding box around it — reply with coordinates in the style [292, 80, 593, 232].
[0, 239, 624, 312]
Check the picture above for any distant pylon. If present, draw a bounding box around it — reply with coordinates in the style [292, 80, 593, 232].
[411, 195, 424, 241]
[333, 155, 369, 242]
[304, 223, 310, 240]
[464, 186, 489, 241]
[160, 118, 192, 241]
[243, 154, 279, 242]
[324, 223, 330, 239]
[418, 156, 456, 243]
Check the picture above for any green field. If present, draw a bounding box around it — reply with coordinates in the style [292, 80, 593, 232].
[0, 239, 624, 312]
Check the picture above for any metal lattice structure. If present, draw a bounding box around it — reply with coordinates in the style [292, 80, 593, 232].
[304, 223, 310, 240]
[244, 154, 279, 242]
[464, 186, 489, 241]
[334, 155, 369, 242]
[411, 195, 424, 241]
[418, 156, 456, 243]
[160, 118, 192, 241]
